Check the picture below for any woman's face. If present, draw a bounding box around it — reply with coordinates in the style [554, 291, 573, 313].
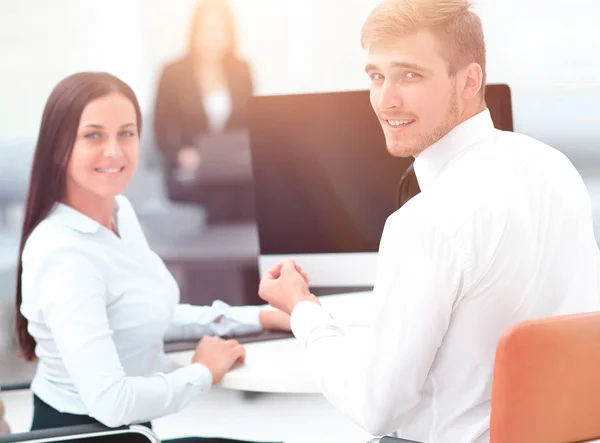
[194, 8, 232, 60]
[66, 93, 139, 201]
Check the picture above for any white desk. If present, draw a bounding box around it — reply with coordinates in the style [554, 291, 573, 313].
[167, 291, 372, 394]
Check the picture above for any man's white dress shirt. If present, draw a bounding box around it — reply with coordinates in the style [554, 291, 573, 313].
[290, 109, 600, 443]
[20, 195, 262, 427]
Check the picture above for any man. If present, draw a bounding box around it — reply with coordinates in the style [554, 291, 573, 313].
[258, 1, 600, 442]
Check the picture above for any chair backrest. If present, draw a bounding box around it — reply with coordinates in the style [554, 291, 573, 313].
[0, 423, 160, 443]
[485, 84, 513, 132]
[490, 312, 600, 443]
[367, 438, 423, 443]
[396, 162, 418, 209]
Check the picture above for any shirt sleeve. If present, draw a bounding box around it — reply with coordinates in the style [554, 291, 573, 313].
[290, 220, 466, 436]
[31, 247, 213, 428]
[164, 302, 262, 342]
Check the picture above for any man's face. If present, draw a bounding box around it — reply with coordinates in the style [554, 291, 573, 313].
[366, 29, 462, 158]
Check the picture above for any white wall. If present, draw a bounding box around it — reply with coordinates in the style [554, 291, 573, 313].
[0, 0, 598, 148]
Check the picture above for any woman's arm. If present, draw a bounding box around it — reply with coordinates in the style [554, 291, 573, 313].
[28, 248, 212, 427]
[164, 301, 262, 341]
[164, 302, 291, 342]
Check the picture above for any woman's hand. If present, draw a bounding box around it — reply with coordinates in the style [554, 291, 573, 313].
[259, 309, 292, 331]
[192, 336, 246, 384]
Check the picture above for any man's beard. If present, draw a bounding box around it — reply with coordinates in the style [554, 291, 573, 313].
[386, 86, 461, 158]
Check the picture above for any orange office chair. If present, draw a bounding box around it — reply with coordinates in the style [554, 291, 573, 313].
[371, 312, 600, 443]
[490, 311, 600, 443]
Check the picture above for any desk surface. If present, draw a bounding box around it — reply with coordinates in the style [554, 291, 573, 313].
[167, 291, 371, 394]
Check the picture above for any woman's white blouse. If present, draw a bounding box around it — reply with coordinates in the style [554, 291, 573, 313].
[20, 195, 261, 427]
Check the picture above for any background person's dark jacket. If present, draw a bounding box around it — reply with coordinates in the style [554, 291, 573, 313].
[153, 55, 254, 168]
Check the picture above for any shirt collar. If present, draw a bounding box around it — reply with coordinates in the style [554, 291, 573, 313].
[413, 108, 495, 192]
[50, 198, 121, 234]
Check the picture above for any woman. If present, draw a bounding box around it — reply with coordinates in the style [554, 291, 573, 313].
[153, 0, 254, 223]
[15, 72, 290, 442]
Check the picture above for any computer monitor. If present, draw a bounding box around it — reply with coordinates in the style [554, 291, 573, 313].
[247, 90, 412, 287]
[248, 86, 513, 288]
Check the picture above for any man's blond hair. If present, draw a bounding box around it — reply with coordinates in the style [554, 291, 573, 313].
[361, 0, 487, 97]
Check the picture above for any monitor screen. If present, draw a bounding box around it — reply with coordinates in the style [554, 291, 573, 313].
[249, 89, 415, 255]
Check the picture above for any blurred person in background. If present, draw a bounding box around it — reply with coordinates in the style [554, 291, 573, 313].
[154, 0, 255, 224]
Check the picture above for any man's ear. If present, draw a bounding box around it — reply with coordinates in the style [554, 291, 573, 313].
[460, 62, 484, 100]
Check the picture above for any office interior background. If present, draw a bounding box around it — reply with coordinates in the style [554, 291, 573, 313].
[0, 0, 599, 442]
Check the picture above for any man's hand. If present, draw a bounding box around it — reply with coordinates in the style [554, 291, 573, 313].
[258, 259, 320, 315]
[192, 336, 246, 384]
